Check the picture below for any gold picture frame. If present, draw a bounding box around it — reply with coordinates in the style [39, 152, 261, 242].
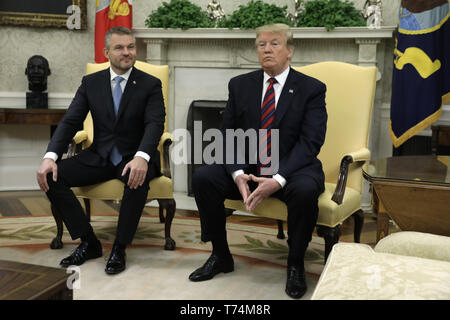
[0, 0, 87, 29]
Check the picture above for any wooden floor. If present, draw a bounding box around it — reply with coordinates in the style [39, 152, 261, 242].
[0, 190, 400, 247]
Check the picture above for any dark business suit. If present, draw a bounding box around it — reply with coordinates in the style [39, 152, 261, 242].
[193, 67, 327, 266]
[46, 67, 165, 245]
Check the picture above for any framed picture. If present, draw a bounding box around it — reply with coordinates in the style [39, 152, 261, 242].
[0, 0, 87, 29]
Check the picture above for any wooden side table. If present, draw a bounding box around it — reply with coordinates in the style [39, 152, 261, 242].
[0, 260, 72, 300]
[363, 156, 450, 242]
[0, 108, 66, 136]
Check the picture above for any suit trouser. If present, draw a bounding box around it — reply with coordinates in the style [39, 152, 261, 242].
[45, 154, 154, 245]
[192, 164, 321, 266]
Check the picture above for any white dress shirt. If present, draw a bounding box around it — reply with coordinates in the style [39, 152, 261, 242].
[231, 66, 291, 188]
[44, 67, 150, 163]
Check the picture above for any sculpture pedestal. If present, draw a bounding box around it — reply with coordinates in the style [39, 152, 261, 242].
[26, 92, 48, 109]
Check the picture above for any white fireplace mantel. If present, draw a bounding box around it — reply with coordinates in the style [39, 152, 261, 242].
[134, 26, 395, 67]
[134, 26, 395, 40]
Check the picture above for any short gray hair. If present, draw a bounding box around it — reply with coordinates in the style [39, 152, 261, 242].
[105, 26, 135, 49]
[255, 23, 294, 49]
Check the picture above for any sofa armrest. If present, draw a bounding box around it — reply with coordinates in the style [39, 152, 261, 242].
[331, 148, 371, 205]
[374, 231, 450, 262]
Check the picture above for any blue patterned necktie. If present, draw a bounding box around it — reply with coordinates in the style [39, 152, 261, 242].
[109, 76, 124, 165]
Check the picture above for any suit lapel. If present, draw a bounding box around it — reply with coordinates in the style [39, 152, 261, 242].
[251, 70, 264, 129]
[273, 68, 298, 128]
[115, 67, 138, 124]
[102, 69, 116, 121]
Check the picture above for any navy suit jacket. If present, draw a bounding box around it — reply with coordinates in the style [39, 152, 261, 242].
[222, 67, 327, 189]
[47, 67, 165, 172]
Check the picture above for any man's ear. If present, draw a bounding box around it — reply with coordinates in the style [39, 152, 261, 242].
[288, 46, 294, 60]
[103, 47, 109, 60]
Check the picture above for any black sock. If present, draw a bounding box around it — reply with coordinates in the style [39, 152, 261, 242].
[113, 240, 127, 250]
[212, 238, 231, 259]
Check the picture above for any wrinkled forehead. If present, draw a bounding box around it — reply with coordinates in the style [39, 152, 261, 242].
[109, 33, 135, 46]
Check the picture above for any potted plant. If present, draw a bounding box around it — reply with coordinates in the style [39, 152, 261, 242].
[145, 0, 367, 31]
[145, 0, 213, 30]
[217, 0, 292, 29]
[296, 0, 366, 30]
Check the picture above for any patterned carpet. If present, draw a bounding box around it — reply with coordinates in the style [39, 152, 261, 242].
[0, 190, 392, 246]
[0, 214, 325, 300]
[0, 191, 399, 300]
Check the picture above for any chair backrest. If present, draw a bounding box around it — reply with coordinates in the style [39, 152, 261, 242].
[293, 62, 377, 193]
[84, 60, 170, 170]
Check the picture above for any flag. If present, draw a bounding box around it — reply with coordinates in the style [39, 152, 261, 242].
[95, 0, 133, 63]
[390, 0, 450, 148]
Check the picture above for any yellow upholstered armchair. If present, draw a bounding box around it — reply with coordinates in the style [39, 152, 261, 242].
[50, 61, 176, 251]
[225, 62, 377, 261]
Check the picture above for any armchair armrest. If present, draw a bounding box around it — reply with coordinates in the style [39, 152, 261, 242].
[159, 132, 173, 178]
[73, 130, 88, 144]
[67, 130, 88, 158]
[331, 148, 371, 205]
[345, 147, 371, 163]
[158, 132, 173, 151]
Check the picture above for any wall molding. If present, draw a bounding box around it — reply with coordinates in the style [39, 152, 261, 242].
[134, 26, 396, 40]
[0, 92, 73, 109]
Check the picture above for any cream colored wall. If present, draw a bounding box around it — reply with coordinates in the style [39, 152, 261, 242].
[0, 1, 96, 94]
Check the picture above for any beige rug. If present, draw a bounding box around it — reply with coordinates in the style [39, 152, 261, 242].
[0, 215, 325, 300]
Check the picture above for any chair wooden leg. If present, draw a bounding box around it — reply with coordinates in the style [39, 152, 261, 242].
[352, 209, 364, 243]
[159, 205, 165, 223]
[50, 204, 64, 249]
[83, 198, 91, 222]
[276, 220, 285, 239]
[316, 225, 341, 263]
[157, 199, 176, 250]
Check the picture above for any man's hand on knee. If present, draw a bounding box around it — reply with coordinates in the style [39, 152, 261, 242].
[36, 158, 58, 192]
[122, 156, 148, 189]
[245, 175, 281, 211]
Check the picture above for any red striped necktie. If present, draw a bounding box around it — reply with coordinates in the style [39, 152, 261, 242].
[258, 77, 277, 176]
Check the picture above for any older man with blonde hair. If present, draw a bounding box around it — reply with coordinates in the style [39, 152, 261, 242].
[189, 23, 327, 299]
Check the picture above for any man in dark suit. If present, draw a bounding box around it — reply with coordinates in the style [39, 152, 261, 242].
[36, 27, 165, 275]
[189, 24, 327, 299]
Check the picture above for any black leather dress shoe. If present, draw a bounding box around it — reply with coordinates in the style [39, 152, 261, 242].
[189, 254, 234, 282]
[60, 241, 102, 267]
[285, 265, 307, 299]
[105, 245, 126, 275]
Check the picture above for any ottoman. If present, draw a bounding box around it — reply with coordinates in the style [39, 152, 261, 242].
[311, 232, 450, 300]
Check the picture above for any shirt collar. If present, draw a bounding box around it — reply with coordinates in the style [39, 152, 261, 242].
[263, 66, 290, 87]
[110, 66, 133, 82]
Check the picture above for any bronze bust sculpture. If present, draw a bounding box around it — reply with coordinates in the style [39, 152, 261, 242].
[25, 55, 51, 92]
